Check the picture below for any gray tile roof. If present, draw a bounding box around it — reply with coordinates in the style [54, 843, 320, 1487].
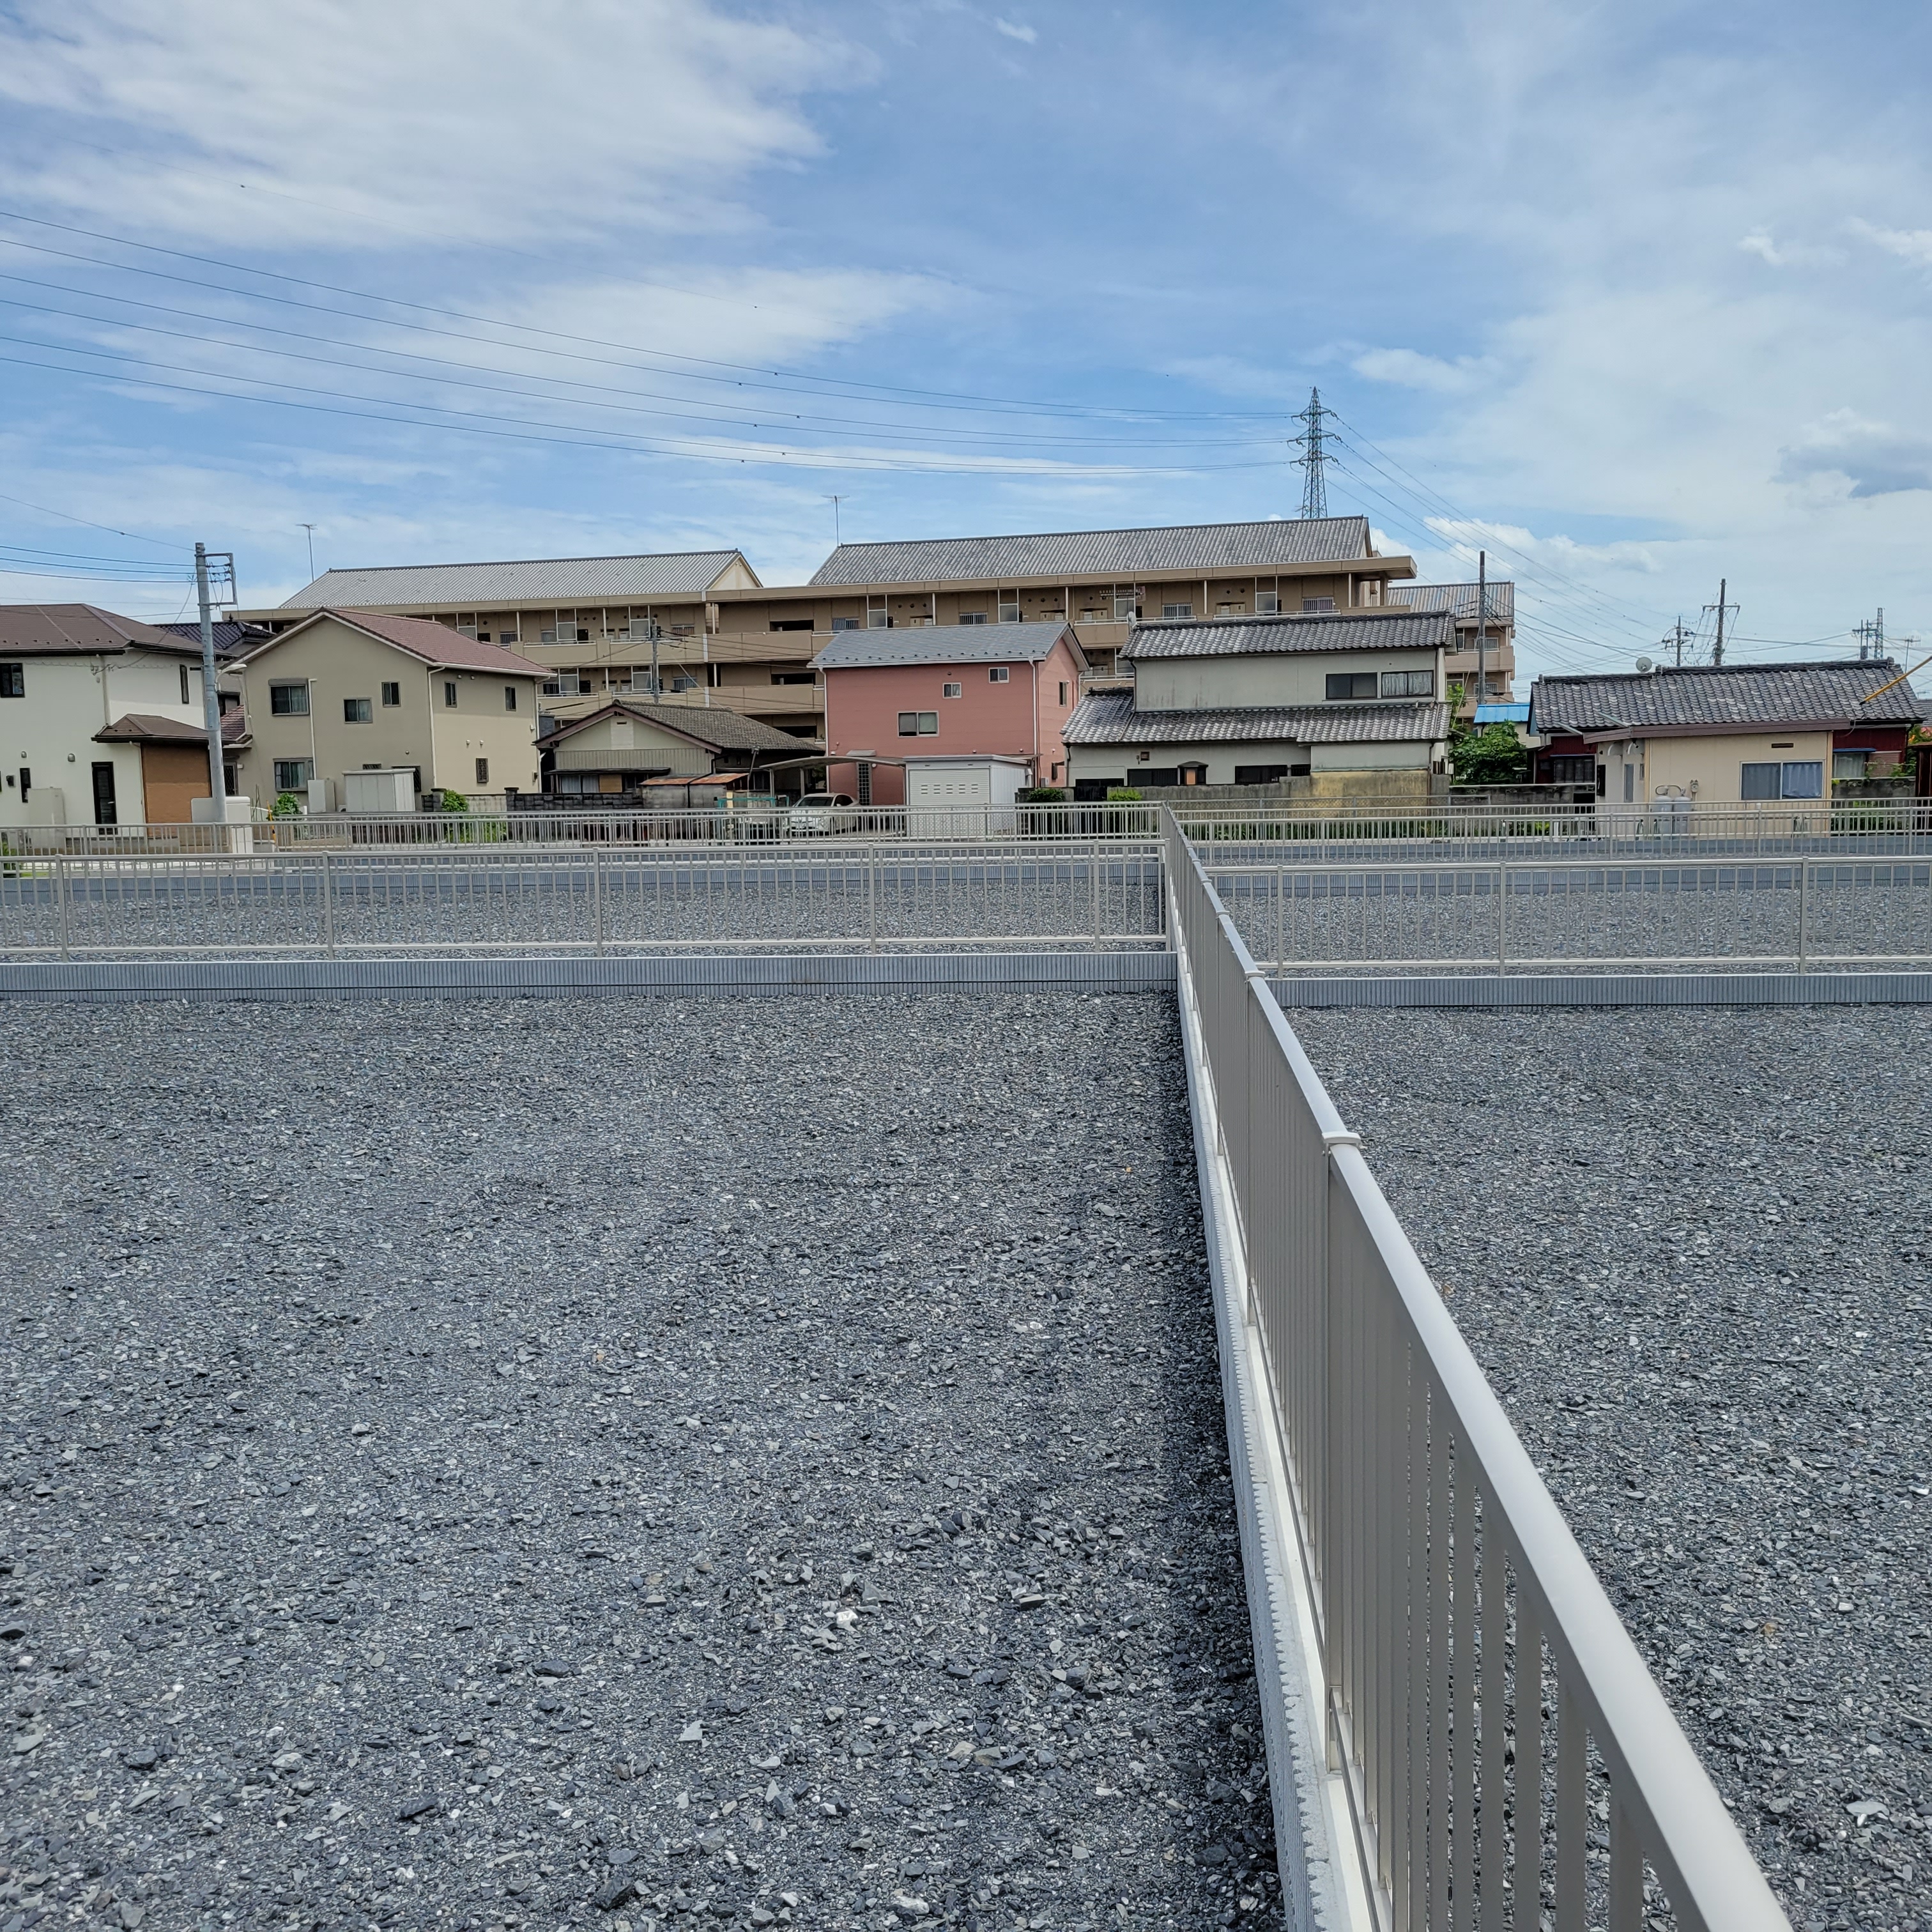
[811, 620, 1079, 671]
[1390, 581, 1516, 624]
[1123, 609, 1450, 660]
[279, 551, 753, 610]
[536, 700, 809, 755]
[806, 518, 1376, 587]
[1529, 659, 1925, 736]
[1064, 689, 1448, 746]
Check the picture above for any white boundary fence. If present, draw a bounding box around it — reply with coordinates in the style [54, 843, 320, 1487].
[1165, 813, 1788, 1931]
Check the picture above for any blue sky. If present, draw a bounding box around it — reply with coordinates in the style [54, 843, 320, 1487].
[1, 0, 1930, 682]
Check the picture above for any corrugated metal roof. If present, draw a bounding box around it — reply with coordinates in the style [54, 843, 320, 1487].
[1390, 581, 1517, 624]
[279, 551, 753, 610]
[806, 518, 1375, 587]
[1123, 610, 1449, 660]
[0, 602, 203, 656]
[1529, 659, 1924, 735]
[536, 699, 808, 755]
[811, 620, 1077, 671]
[1064, 689, 1448, 746]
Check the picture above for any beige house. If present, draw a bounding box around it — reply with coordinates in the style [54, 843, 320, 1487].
[1390, 581, 1517, 714]
[1064, 608, 1452, 799]
[535, 699, 816, 803]
[232, 610, 544, 808]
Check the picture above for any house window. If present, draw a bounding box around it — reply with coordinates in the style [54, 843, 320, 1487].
[444, 680, 458, 707]
[343, 696, 372, 723]
[942, 682, 963, 698]
[1059, 681, 1069, 705]
[1380, 670, 1435, 698]
[958, 612, 987, 625]
[988, 667, 1011, 684]
[179, 663, 192, 705]
[381, 681, 401, 707]
[504, 685, 519, 712]
[1303, 597, 1337, 614]
[1834, 750, 1871, 780]
[269, 681, 310, 716]
[1162, 602, 1193, 620]
[897, 712, 939, 736]
[1326, 673, 1378, 701]
[1545, 755, 1595, 785]
[1779, 760, 1823, 799]
[0, 662, 22, 698]
[91, 761, 117, 826]
[1142, 768, 1179, 787]
[475, 758, 490, 785]
[273, 758, 313, 792]
[1235, 764, 1289, 785]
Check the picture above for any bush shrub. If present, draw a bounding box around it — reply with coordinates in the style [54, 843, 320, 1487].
[1017, 786, 1067, 804]
[271, 792, 302, 818]
[1106, 786, 1143, 802]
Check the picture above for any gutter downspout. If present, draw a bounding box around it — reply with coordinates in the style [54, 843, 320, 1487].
[425, 663, 438, 801]
[1031, 658, 1040, 783]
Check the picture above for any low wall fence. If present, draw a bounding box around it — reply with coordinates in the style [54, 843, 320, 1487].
[1165, 811, 1786, 1929]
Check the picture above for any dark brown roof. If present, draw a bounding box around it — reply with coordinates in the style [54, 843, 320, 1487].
[1064, 689, 1448, 746]
[1529, 659, 1925, 737]
[0, 603, 204, 657]
[1123, 609, 1450, 661]
[270, 608, 546, 674]
[94, 712, 210, 745]
[535, 699, 813, 756]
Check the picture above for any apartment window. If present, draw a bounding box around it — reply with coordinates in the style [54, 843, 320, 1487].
[0, 662, 22, 698]
[1326, 673, 1378, 701]
[988, 666, 1011, 684]
[475, 758, 490, 785]
[942, 682, 963, 698]
[179, 663, 192, 705]
[898, 712, 939, 737]
[1162, 602, 1193, 620]
[1216, 602, 1245, 618]
[1113, 595, 1138, 620]
[1058, 681, 1069, 705]
[997, 604, 1020, 624]
[832, 617, 862, 631]
[1380, 670, 1435, 698]
[381, 681, 401, 707]
[771, 671, 816, 686]
[1255, 592, 1281, 615]
[1303, 597, 1337, 615]
[269, 680, 310, 716]
[542, 673, 583, 698]
[504, 685, 519, 712]
[770, 618, 815, 632]
[958, 611, 987, 625]
[1743, 759, 1823, 800]
[343, 696, 372, 723]
[444, 680, 458, 707]
[273, 758, 313, 792]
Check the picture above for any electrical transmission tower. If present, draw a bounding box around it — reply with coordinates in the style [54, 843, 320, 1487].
[1854, 608, 1885, 659]
[1292, 388, 1332, 520]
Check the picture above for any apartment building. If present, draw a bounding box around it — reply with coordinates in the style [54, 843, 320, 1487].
[1064, 608, 1452, 800]
[1388, 581, 1517, 714]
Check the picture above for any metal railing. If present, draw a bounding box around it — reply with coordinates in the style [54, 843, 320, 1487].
[1204, 856, 1932, 974]
[1165, 813, 1785, 1929]
[0, 843, 1165, 958]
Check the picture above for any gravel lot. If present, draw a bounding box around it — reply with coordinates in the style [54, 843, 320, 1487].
[0, 861, 1163, 959]
[0, 993, 1276, 1932]
[1294, 1004, 1932, 1932]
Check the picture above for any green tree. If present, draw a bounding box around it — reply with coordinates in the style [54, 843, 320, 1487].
[1446, 683, 1529, 784]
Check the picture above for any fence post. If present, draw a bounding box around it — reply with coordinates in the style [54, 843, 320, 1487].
[1797, 856, 1809, 974]
[1092, 847, 1103, 949]
[1276, 866, 1285, 970]
[319, 850, 335, 956]
[592, 841, 606, 956]
[869, 838, 879, 952]
[56, 855, 70, 960]
[1496, 861, 1508, 976]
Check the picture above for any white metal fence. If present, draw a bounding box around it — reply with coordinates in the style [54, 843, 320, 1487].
[1204, 856, 1932, 974]
[0, 844, 1165, 958]
[1165, 815, 1786, 1930]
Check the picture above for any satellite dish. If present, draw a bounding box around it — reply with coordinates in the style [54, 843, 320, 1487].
[1636, 656, 1654, 672]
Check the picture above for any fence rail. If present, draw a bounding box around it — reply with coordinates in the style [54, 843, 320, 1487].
[1204, 856, 1932, 974]
[0, 845, 1165, 959]
[1165, 813, 1786, 1930]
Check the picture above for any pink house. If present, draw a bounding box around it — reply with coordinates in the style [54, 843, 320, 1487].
[811, 620, 1089, 804]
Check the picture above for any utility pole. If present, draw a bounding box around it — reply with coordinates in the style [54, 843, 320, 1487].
[195, 542, 226, 808]
[1292, 388, 1331, 520]
[299, 523, 316, 580]
[1666, 617, 1689, 668]
[824, 496, 843, 545]
[1855, 608, 1886, 659]
[1704, 579, 1736, 666]
[1475, 550, 1488, 715]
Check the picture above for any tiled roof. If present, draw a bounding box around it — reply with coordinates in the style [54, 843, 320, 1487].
[1529, 659, 1924, 735]
[1064, 689, 1449, 746]
[0, 602, 203, 656]
[812, 620, 1078, 671]
[274, 609, 546, 675]
[93, 712, 209, 744]
[279, 550, 755, 610]
[1390, 581, 1516, 624]
[155, 618, 275, 657]
[806, 518, 1377, 586]
[1123, 609, 1448, 660]
[535, 700, 810, 755]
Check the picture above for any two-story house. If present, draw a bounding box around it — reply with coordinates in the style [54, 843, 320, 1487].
[1063, 609, 1453, 801]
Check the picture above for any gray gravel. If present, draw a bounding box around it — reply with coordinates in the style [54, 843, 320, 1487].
[0, 993, 1275, 1932]
[1293, 1004, 1932, 1931]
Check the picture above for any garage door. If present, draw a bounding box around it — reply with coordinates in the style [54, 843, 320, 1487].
[141, 743, 211, 825]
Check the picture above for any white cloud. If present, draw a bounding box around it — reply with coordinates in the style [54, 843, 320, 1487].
[1848, 217, 1932, 268]
[1422, 516, 1664, 576]
[1776, 409, 1932, 499]
[1351, 348, 1490, 394]
[994, 18, 1038, 43]
[0, 0, 866, 249]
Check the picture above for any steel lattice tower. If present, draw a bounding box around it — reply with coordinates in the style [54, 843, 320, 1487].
[1292, 388, 1331, 519]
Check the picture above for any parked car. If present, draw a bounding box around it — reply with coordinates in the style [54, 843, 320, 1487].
[784, 792, 859, 836]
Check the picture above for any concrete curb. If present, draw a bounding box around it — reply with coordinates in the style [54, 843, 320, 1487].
[1266, 969, 1932, 1008]
[0, 951, 1178, 1002]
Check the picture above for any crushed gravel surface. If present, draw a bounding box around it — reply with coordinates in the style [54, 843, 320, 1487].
[1294, 1003, 1932, 1932]
[0, 993, 1275, 1932]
